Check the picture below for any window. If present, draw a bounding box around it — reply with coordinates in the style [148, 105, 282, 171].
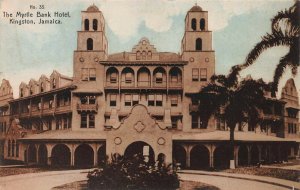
[136, 51, 141, 60]
[200, 68, 207, 81]
[12, 140, 15, 157]
[47, 120, 52, 130]
[49, 100, 53, 109]
[288, 123, 297, 134]
[20, 88, 23, 97]
[84, 19, 89, 31]
[110, 94, 117, 106]
[82, 68, 89, 81]
[147, 51, 152, 59]
[8, 140, 11, 157]
[93, 19, 98, 31]
[87, 38, 93, 50]
[192, 114, 199, 129]
[125, 94, 132, 106]
[155, 72, 163, 83]
[89, 114, 95, 128]
[81, 113, 87, 128]
[52, 78, 56, 89]
[132, 94, 139, 106]
[171, 117, 177, 129]
[110, 72, 117, 83]
[192, 68, 199, 81]
[196, 38, 202, 51]
[142, 51, 146, 60]
[200, 18, 205, 30]
[191, 18, 196, 31]
[56, 119, 62, 130]
[16, 141, 19, 157]
[89, 96, 96, 104]
[148, 94, 155, 106]
[171, 95, 178, 107]
[40, 82, 44, 92]
[156, 94, 163, 106]
[125, 73, 133, 83]
[63, 118, 68, 129]
[81, 96, 88, 104]
[89, 68, 96, 81]
[30, 86, 33, 95]
[288, 110, 297, 118]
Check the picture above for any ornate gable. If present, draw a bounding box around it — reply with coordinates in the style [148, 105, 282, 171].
[0, 79, 13, 97]
[129, 38, 159, 61]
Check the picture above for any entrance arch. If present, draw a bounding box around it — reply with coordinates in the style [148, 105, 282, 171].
[38, 144, 48, 165]
[51, 144, 71, 166]
[28, 144, 37, 163]
[214, 144, 231, 169]
[124, 141, 155, 164]
[74, 144, 94, 167]
[238, 145, 248, 166]
[172, 145, 186, 169]
[190, 145, 209, 170]
[97, 145, 106, 166]
[250, 145, 259, 165]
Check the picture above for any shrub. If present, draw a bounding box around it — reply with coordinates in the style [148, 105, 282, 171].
[87, 153, 179, 190]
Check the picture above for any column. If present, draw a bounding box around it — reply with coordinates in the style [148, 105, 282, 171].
[70, 144, 75, 166]
[93, 144, 98, 166]
[47, 145, 52, 166]
[257, 145, 262, 163]
[234, 146, 239, 167]
[209, 145, 215, 168]
[36, 144, 39, 164]
[185, 145, 191, 168]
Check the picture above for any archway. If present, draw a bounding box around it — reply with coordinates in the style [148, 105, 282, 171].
[214, 144, 230, 169]
[97, 145, 106, 166]
[28, 144, 37, 163]
[190, 145, 209, 170]
[172, 145, 186, 169]
[74, 144, 94, 167]
[238, 145, 248, 166]
[38, 144, 48, 165]
[124, 141, 155, 165]
[51, 144, 71, 166]
[250, 145, 259, 165]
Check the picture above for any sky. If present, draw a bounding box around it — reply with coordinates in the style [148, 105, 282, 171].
[0, 0, 299, 98]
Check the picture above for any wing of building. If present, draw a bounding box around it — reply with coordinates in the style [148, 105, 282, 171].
[0, 4, 299, 169]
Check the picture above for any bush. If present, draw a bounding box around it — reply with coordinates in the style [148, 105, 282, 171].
[87, 153, 179, 190]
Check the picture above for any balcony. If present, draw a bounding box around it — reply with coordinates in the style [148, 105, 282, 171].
[189, 104, 199, 112]
[42, 108, 54, 115]
[105, 81, 119, 89]
[152, 81, 167, 89]
[169, 82, 183, 89]
[56, 105, 72, 114]
[120, 81, 135, 89]
[137, 81, 150, 88]
[77, 103, 98, 113]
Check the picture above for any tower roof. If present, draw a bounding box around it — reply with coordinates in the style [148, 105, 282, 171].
[86, 4, 100, 12]
[189, 5, 203, 12]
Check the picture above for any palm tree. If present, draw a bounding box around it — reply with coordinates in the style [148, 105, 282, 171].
[198, 67, 266, 168]
[240, 1, 299, 96]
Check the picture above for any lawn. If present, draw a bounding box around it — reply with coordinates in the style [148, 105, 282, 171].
[221, 167, 300, 182]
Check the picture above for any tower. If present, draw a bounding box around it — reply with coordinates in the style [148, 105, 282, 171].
[181, 4, 215, 93]
[73, 5, 108, 82]
[181, 5, 216, 131]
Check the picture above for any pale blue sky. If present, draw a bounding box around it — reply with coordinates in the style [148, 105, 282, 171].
[0, 0, 298, 98]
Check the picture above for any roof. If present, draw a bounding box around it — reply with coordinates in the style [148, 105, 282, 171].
[107, 52, 182, 62]
[20, 129, 106, 141]
[189, 5, 203, 12]
[86, 5, 100, 12]
[173, 131, 295, 142]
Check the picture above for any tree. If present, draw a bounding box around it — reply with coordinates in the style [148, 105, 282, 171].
[240, 1, 299, 96]
[198, 67, 266, 168]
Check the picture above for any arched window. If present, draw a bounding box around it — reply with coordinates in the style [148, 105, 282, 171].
[147, 51, 152, 60]
[16, 141, 19, 157]
[20, 88, 23, 97]
[136, 51, 141, 60]
[40, 82, 44, 92]
[87, 38, 93, 50]
[200, 19, 205, 30]
[142, 51, 146, 60]
[52, 78, 56, 89]
[8, 140, 11, 157]
[196, 38, 202, 51]
[93, 19, 98, 31]
[30, 86, 33, 95]
[12, 140, 15, 157]
[84, 19, 89, 31]
[191, 18, 196, 31]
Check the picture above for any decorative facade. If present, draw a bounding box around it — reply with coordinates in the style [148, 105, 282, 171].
[0, 5, 299, 169]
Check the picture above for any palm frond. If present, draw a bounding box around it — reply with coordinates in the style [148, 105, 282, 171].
[271, 9, 293, 33]
[241, 31, 293, 69]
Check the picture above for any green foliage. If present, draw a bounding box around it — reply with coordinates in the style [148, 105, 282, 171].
[87, 154, 179, 190]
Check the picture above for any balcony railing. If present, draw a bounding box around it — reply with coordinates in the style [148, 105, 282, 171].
[121, 81, 135, 88]
[105, 81, 119, 89]
[137, 81, 150, 87]
[105, 80, 182, 89]
[56, 105, 72, 113]
[77, 103, 98, 113]
[169, 81, 183, 89]
[152, 81, 167, 88]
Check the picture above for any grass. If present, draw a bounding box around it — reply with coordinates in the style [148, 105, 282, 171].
[221, 167, 300, 182]
[52, 180, 220, 190]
